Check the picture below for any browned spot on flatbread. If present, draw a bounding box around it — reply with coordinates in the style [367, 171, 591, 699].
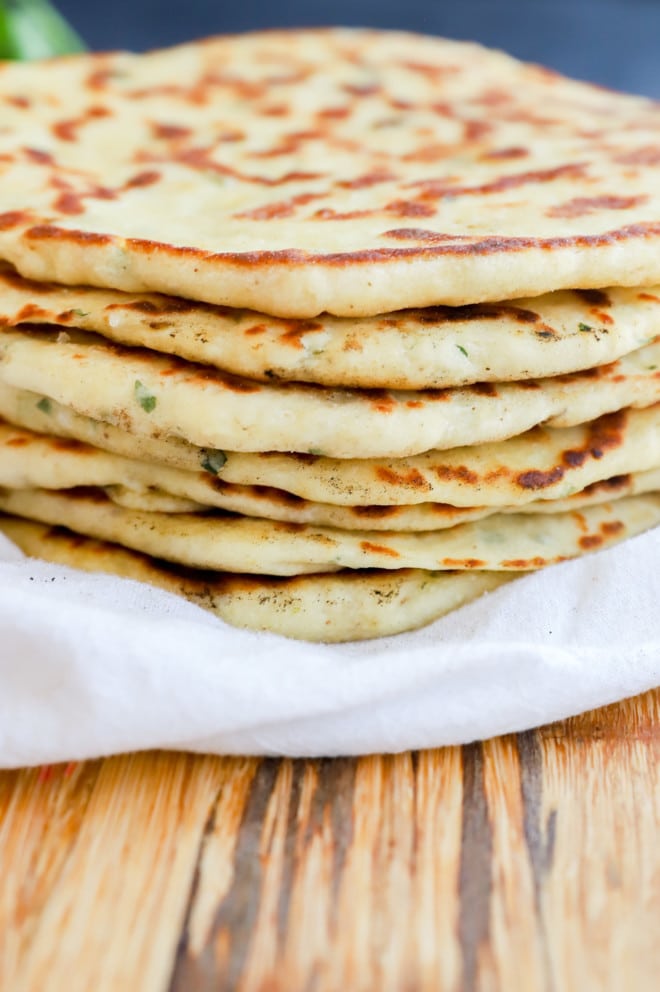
[433, 464, 480, 484]
[601, 520, 624, 536]
[616, 146, 660, 166]
[574, 289, 611, 307]
[516, 466, 565, 490]
[0, 211, 28, 230]
[410, 163, 587, 201]
[125, 170, 161, 189]
[360, 541, 400, 558]
[23, 147, 54, 164]
[15, 303, 50, 321]
[6, 94, 31, 109]
[236, 193, 324, 220]
[51, 437, 92, 453]
[561, 412, 626, 469]
[277, 320, 323, 349]
[338, 170, 395, 189]
[442, 557, 486, 568]
[251, 485, 307, 507]
[150, 122, 192, 140]
[368, 391, 396, 413]
[638, 292, 660, 303]
[579, 534, 604, 550]
[376, 466, 431, 490]
[352, 505, 399, 519]
[52, 105, 111, 143]
[416, 302, 540, 325]
[385, 200, 436, 218]
[482, 146, 528, 160]
[5, 436, 29, 447]
[317, 105, 351, 120]
[470, 382, 498, 397]
[547, 195, 648, 218]
[501, 556, 550, 568]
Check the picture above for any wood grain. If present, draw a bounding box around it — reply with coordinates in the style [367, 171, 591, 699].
[0, 690, 657, 992]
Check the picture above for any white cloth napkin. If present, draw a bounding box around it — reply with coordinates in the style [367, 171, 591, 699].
[0, 526, 658, 768]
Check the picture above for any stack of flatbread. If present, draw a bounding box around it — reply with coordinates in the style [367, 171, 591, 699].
[0, 28, 658, 641]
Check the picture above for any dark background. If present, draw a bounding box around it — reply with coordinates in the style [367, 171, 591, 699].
[54, 0, 660, 97]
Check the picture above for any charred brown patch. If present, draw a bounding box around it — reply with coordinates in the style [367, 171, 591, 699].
[433, 464, 479, 485]
[0, 211, 27, 230]
[51, 437, 90, 453]
[415, 303, 540, 325]
[501, 556, 549, 568]
[579, 534, 603, 550]
[516, 467, 565, 490]
[547, 195, 647, 219]
[277, 320, 323, 349]
[125, 170, 161, 189]
[316, 106, 351, 120]
[338, 170, 395, 189]
[15, 303, 50, 321]
[314, 208, 373, 221]
[252, 485, 306, 507]
[601, 520, 624, 536]
[26, 225, 113, 246]
[23, 147, 54, 164]
[351, 505, 399, 518]
[150, 122, 192, 140]
[236, 192, 324, 220]
[368, 391, 396, 413]
[615, 146, 660, 166]
[470, 382, 498, 397]
[442, 557, 486, 568]
[376, 466, 431, 489]
[582, 474, 631, 495]
[562, 449, 587, 468]
[360, 541, 400, 558]
[385, 200, 435, 218]
[6, 94, 31, 109]
[586, 409, 626, 458]
[5, 436, 29, 447]
[638, 292, 660, 303]
[575, 289, 611, 307]
[482, 146, 528, 160]
[410, 163, 587, 201]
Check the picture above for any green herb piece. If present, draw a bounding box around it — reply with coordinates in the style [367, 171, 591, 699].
[134, 380, 157, 413]
[578, 323, 593, 333]
[456, 344, 469, 357]
[308, 447, 324, 456]
[200, 450, 227, 475]
[72, 308, 89, 318]
[0, 0, 86, 60]
[36, 396, 51, 414]
[648, 365, 658, 371]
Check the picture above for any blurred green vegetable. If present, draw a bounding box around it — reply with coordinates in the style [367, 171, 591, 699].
[0, 0, 85, 59]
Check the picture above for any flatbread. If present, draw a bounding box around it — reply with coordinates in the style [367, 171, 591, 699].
[1, 412, 659, 522]
[2, 31, 660, 316]
[1, 265, 659, 389]
[1, 325, 659, 457]
[1, 486, 657, 575]
[0, 515, 512, 642]
[102, 469, 660, 528]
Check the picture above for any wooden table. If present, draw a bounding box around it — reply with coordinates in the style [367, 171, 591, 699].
[0, 689, 658, 991]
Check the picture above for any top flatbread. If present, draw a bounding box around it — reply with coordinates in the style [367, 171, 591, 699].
[1, 30, 660, 316]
